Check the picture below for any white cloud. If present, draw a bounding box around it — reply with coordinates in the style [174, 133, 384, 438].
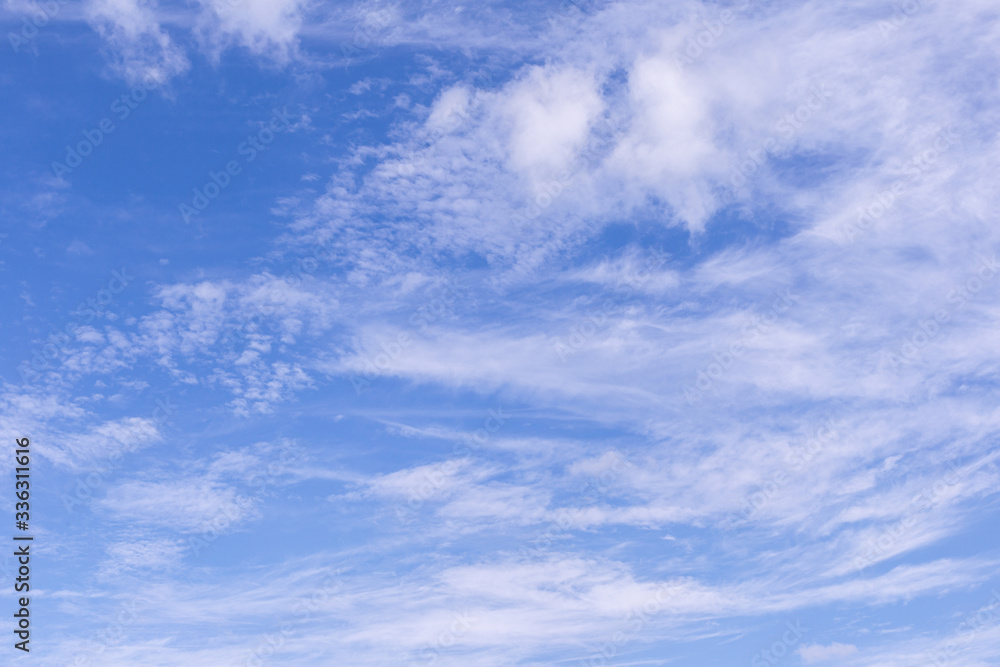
[361, 458, 480, 500]
[798, 642, 859, 663]
[103, 537, 185, 573]
[502, 66, 604, 185]
[195, 0, 308, 61]
[427, 85, 472, 133]
[58, 416, 162, 467]
[67, 240, 95, 255]
[97, 479, 253, 533]
[607, 48, 722, 228]
[86, 0, 189, 84]
[18, 2, 1000, 664]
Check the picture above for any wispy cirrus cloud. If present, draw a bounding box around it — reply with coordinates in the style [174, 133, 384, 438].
[7, 1, 1000, 665]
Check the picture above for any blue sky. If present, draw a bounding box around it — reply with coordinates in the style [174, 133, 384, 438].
[2, 0, 1000, 664]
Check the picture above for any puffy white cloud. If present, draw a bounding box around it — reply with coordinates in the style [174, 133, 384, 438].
[607, 50, 721, 228]
[195, 0, 308, 61]
[502, 66, 605, 186]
